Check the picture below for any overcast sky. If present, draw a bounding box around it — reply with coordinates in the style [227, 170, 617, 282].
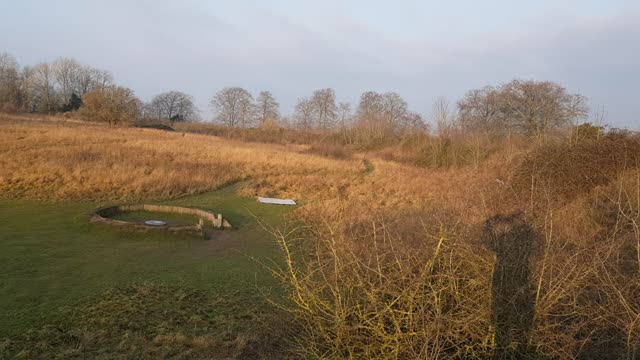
[1, 0, 638, 128]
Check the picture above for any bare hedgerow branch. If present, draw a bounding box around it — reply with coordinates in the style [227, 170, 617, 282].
[264, 204, 494, 359]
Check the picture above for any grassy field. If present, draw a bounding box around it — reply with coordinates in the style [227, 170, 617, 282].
[0, 185, 293, 358]
[1, 116, 639, 358]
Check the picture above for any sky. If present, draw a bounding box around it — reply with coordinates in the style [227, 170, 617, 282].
[1, 0, 638, 128]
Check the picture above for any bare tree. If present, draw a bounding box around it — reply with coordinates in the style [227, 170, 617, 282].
[399, 111, 428, 135]
[75, 65, 112, 96]
[501, 80, 588, 141]
[53, 57, 82, 103]
[355, 91, 388, 142]
[381, 92, 408, 129]
[356, 91, 385, 121]
[91, 68, 113, 89]
[31, 62, 57, 113]
[148, 91, 198, 123]
[210, 87, 255, 127]
[457, 86, 502, 132]
[75, 66, 95, 96]
[338, 102, 351, 128]
[355, 91, 411, 142]
[294, 97, 314, 130]
[0, 52, 20, 110]
[356, 91, 408, 128]
[255, 90, 279, 124]
[0, 52, 18, 77]
[1, 54, 113, 114]
[458, 80, 588, 141]
[20, 65, 37, 112]
[143, 101, 161, 120]
[432, 97, 455, 137]
[310, 88, 337, 129]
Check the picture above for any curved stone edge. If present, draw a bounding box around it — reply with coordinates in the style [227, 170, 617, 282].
[91, 204, 233, 230]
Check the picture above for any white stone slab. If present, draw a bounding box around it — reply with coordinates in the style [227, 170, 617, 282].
[257, 197, 297, 205]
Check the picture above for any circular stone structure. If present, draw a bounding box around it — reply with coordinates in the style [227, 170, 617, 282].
[91, 204, 232, 232]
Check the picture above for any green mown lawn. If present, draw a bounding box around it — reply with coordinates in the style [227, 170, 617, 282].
[0, 186, 293, 358]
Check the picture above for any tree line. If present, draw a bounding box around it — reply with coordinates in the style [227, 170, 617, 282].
[0, 52, 198, 126]
[1, 51, 589, 139]
[0, 53, 112, 114]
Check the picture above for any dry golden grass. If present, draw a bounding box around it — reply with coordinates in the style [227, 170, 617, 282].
[0, 115, 498, 218]
[0, 116, 347, 202]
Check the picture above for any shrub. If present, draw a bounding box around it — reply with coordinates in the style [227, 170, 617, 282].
[270, 206, 494, 359]
[80, 86, 141, 126]
[259, 118, 280, 133]
[1, 102, 17, 114]
[512, 131, 640, 206]
[571, 122, 604, 142]
[305, 142, 353, 159]
[416, 137, 477, 168]
[377, 133, 494, 169]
